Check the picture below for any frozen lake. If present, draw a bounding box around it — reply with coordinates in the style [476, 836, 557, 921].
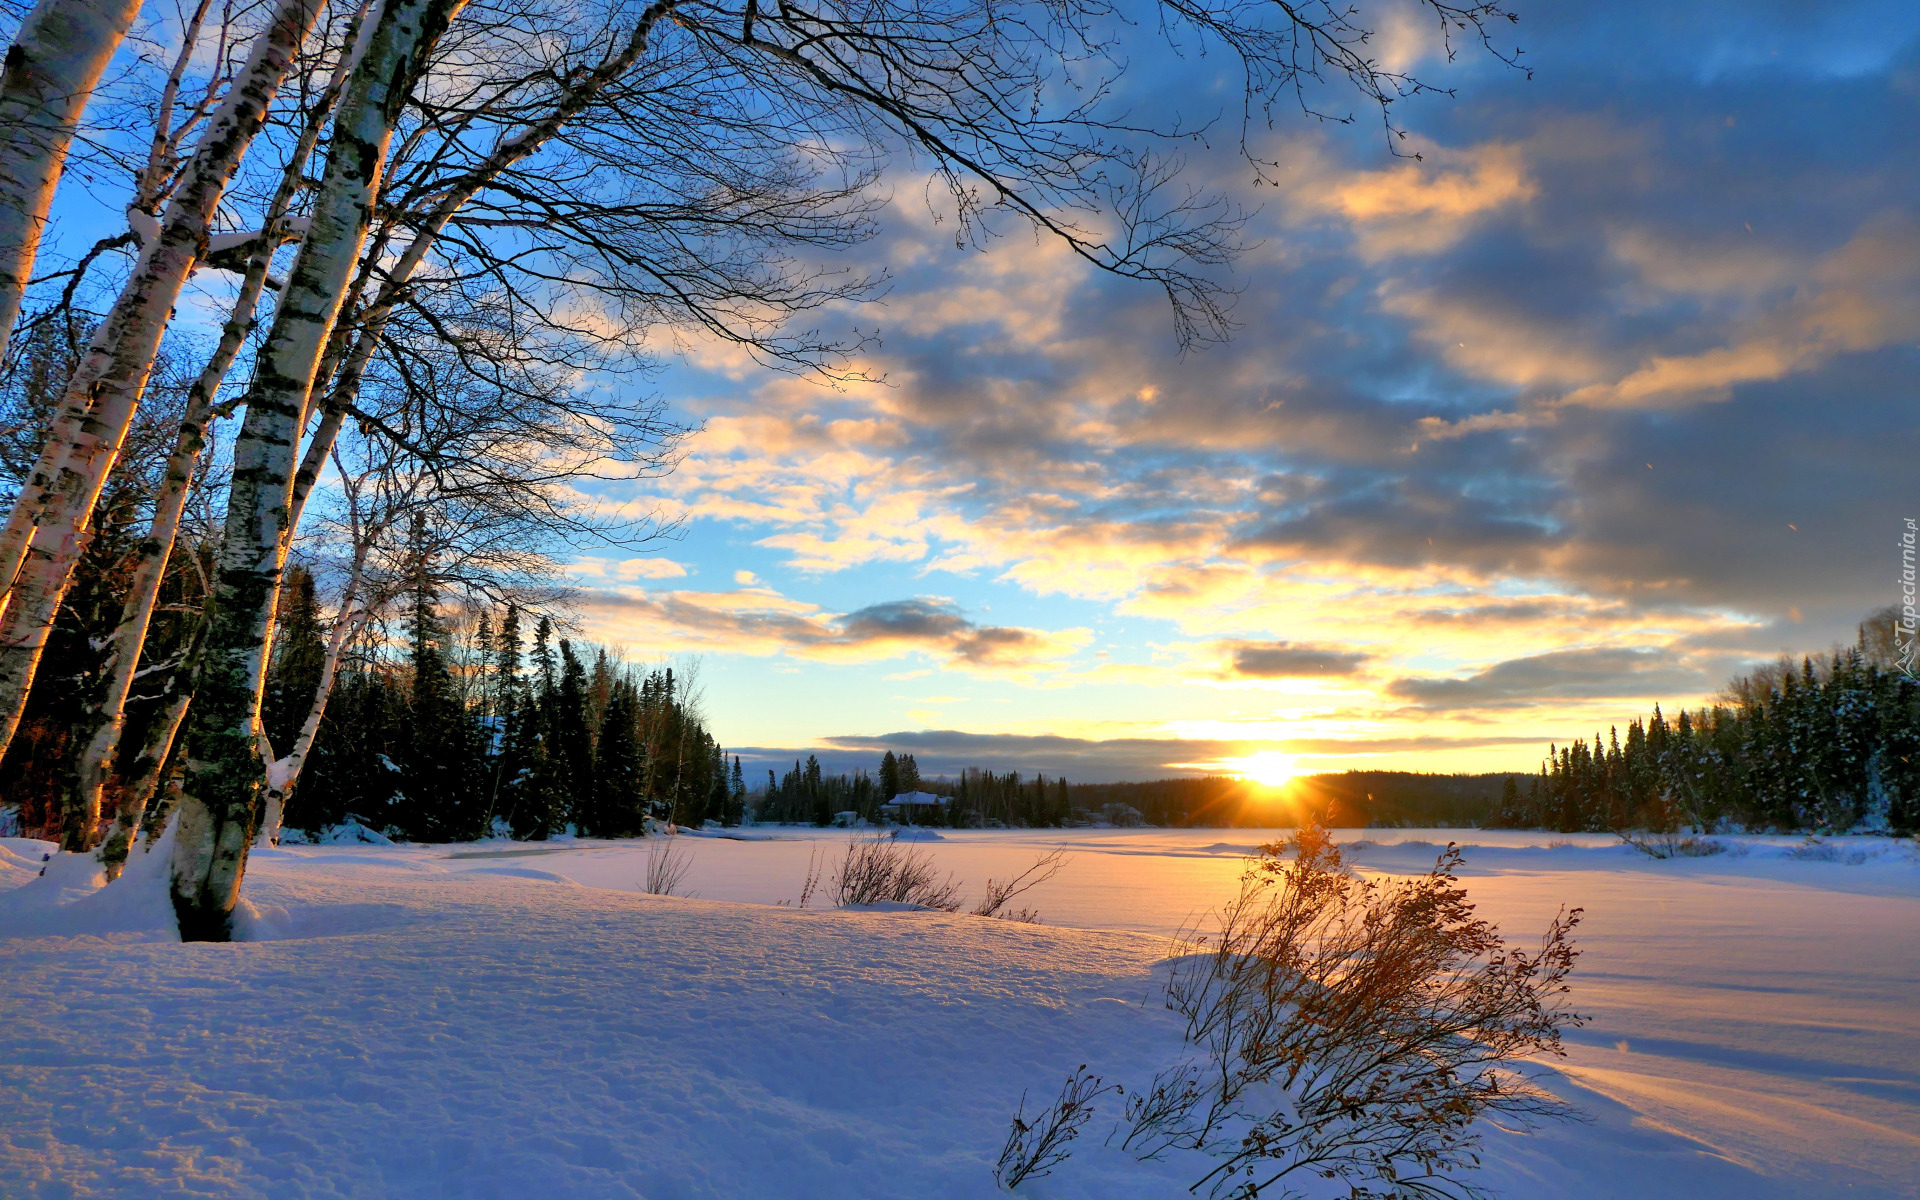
[2, 826, 1916, 1198]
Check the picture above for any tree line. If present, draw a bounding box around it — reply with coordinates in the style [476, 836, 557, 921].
[277, 572, 747, 842]
[744, 761, 1443, 829]
[1494, 625, 1919, 835]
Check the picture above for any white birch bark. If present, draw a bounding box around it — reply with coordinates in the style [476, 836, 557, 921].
[129, 0, 219, 219]
[248, 0, 691, 845]
[60, 251, 275, 855]
[61, 3, 373, 856]
[170, 0, 469, 940]
[0, 0, 325, 762]
[0, 0, 144, 364]
[95, 640, 195, 878]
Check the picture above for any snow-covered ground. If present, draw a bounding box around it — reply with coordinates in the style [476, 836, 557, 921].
[2, 827, 1916, 1198]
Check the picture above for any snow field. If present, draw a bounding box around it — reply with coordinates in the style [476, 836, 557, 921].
[1, 828, 1916, 1198]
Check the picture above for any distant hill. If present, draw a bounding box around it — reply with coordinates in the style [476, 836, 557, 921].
[1058, 771, 1523, 828]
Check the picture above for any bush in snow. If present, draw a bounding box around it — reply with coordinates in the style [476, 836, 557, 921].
[1006, 824, 1583, 1196]
[832, 834, 962, 910]
[994, 1065, 1115, 1189]
[318, 818, 394, 845]
[1618, 828, 1726, 859]
[972, 849, 1065, 923]
[644, 837, 695, 896]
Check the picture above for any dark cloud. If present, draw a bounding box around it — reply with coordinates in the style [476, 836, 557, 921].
[1387, 647, 1707, 711]
[838, 599, 971, 642]
[1226, 641, 1369, 678]
[1231, 472, 1560, 576]
[580, 590, 1080, 672]
[646, 0, 1919, 757]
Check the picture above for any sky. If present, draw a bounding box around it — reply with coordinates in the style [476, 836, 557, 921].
[548, 0, 1920, 784]
[33, 0, 1916, 786]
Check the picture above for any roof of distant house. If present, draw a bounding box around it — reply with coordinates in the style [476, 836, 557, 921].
[882, 791, 944, 805]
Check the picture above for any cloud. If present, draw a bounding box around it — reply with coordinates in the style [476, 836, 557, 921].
[594, 3, 1916, 768]
[572, 557, 689, 582]
[1387, 647, 1705, 711]
[1293, 141, 1539, 260]
[1223, 641, 1371, 679]
[577, 588, 1088, 675]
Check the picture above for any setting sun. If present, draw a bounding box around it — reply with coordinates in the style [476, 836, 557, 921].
[1232, 751, 1298, 788]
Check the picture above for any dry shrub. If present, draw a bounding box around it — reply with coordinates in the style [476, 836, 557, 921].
[995, 1065, 1116, 1189]
[644, 837, 695, 896]
[832, 834, 962, 910]
[781, 845, 824, 908]
[1619, 828, 1726, 859]
[1112, 824, 1584, 1198]
[1616, 793, 1728, 860]
[973, 848, 1065, 922]
[1784, 836, 1869, 865]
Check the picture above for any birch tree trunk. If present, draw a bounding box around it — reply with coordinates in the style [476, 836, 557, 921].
[58, 259, 270, 855]
[0, 0, 144, 364]
[0, 0, 325, 761]
[58, 7, 371, 856]
[241, 0, 690, 851]
[96, 628, 198, 878]
[170, 0, 468, 941]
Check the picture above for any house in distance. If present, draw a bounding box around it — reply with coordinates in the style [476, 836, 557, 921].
[879, 791, 946, 824]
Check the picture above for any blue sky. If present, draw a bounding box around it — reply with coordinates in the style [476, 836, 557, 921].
[547, 0, 1919, 781]
[36, 0, 1917, 783]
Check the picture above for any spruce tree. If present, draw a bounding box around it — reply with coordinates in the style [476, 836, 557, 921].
[401, 540, 476, 842]
[594, 680, 643, 835]
[490, 605, 524, 832]
[514, 616, 563, 840]
[807, 753, 830, 825]
[262, 565, 328, 756]
[555, 640, 596, 833]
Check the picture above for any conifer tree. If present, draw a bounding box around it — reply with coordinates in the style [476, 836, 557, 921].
[261, 565, 327, 757]
[490, 605, 525, 830]
[513, 616, 563, 839]
[594, 680, 643, 835]
[806, 754, 829, 825]
[555, 639, 595, 832]
[401, 537, 475, 841]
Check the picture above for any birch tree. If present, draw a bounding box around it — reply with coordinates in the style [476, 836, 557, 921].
[0, 0, 326, 757]
[169, 0, 470, 939]
[0, 0, 145, 363]
[53, 0, 371, 864]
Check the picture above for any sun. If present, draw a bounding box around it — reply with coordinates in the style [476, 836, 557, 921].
[1232, 750, 1297, 789]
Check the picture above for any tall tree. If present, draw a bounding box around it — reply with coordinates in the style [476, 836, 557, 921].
[0, 0, 146, 362]
[168, 0, 470, 938]
[0, 0, 328, 751]
[401, 547, 472, 841]
[553, 639, 594, 832]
